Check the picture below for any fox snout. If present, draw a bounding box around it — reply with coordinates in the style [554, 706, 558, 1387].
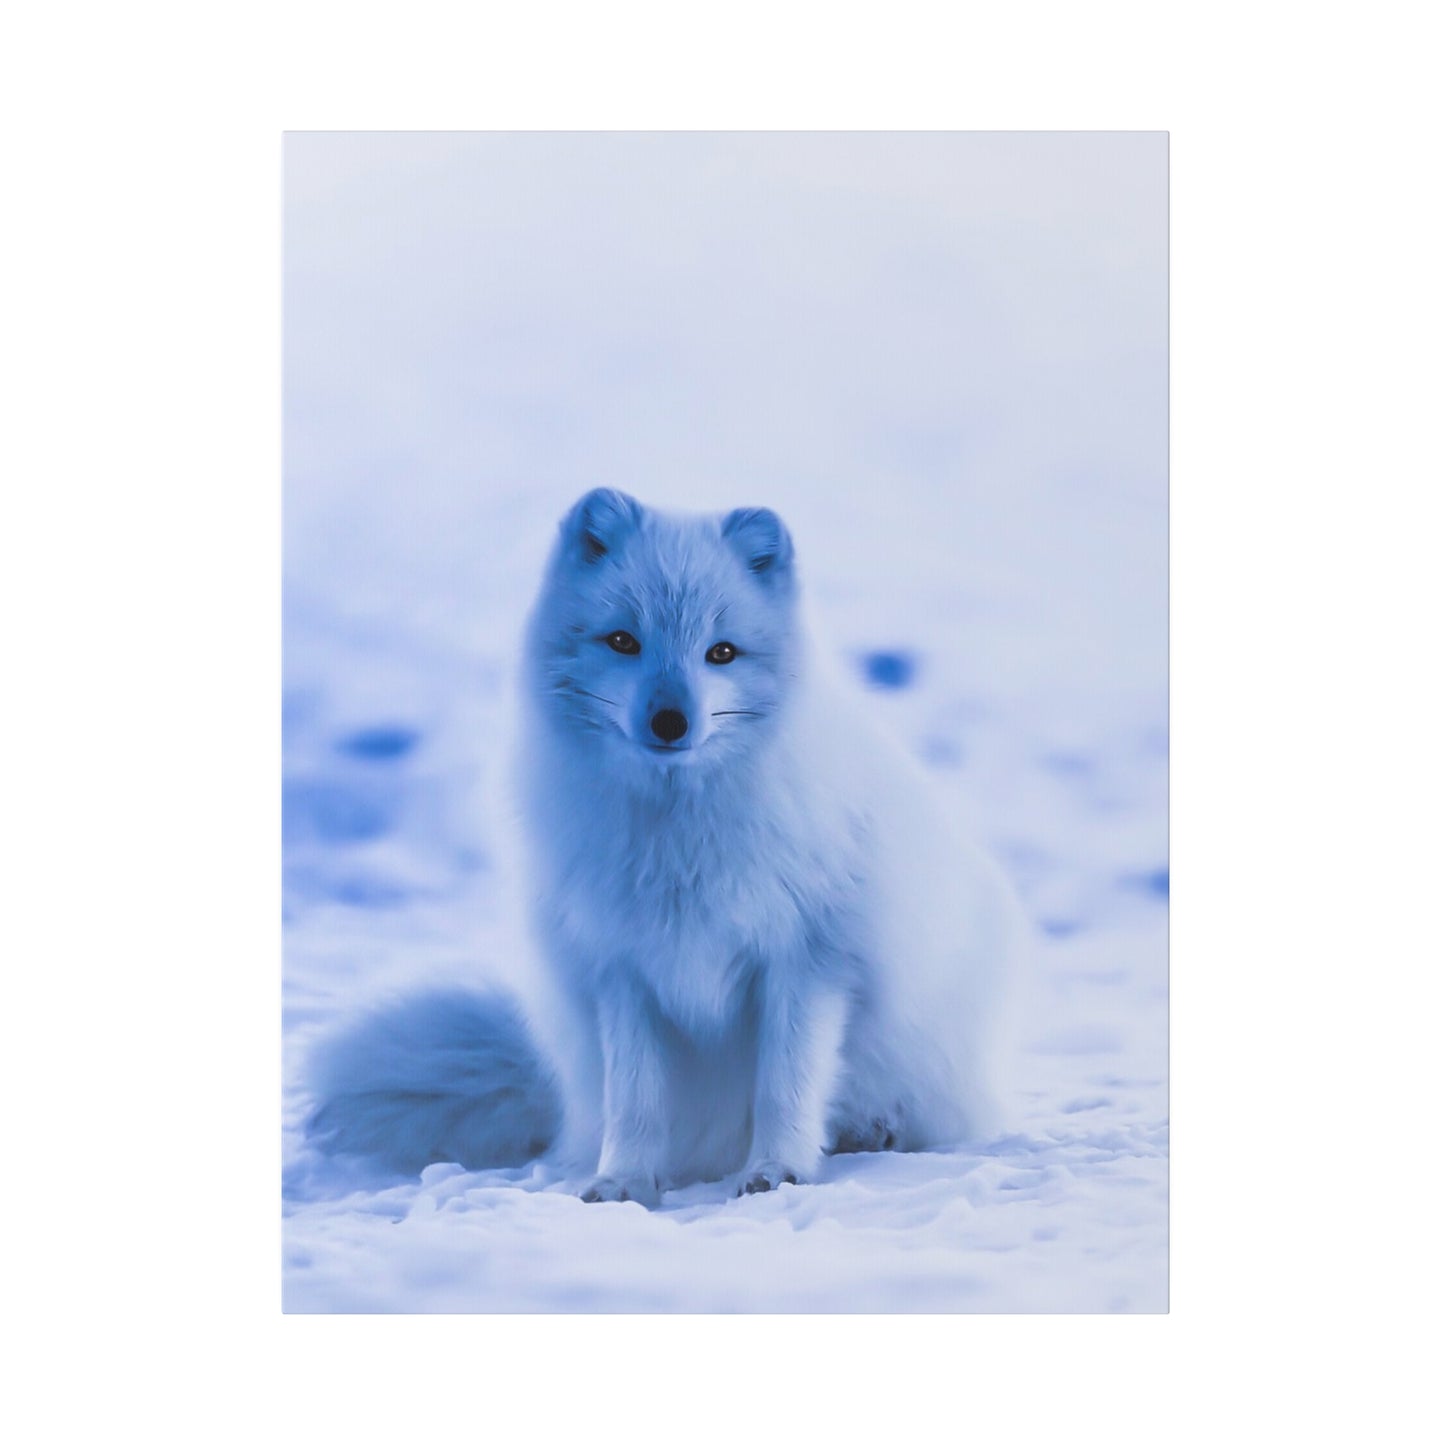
[639, 673, 696, 751]
[650, 708, 688, 743]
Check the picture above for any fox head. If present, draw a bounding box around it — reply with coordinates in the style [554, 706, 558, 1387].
[525, 488, 800, 775]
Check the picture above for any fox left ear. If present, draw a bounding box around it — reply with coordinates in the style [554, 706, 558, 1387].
[563, 488, 643, 565]
[722, 507, 794, 584]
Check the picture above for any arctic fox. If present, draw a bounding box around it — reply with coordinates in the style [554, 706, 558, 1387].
[305, 488, 1022, 1204]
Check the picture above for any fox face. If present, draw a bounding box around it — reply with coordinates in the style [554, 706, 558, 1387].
[527, 488, 800, 774]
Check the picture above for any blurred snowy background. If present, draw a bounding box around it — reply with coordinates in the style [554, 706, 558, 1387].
[282, 132, 1167, 1312]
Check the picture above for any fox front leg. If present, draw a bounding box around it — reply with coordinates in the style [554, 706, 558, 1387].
[740, 984, 849, 1196]
[581, 976, 667, 1207]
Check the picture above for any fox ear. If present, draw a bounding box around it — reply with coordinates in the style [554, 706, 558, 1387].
[564, 488, 642, 564]
[723, 507, 794, 583]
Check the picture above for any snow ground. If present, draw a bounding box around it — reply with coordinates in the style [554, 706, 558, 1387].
[281, 132, 1168, 1312]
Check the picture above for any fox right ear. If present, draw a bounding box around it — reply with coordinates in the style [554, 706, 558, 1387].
[722, 506, 794, 584]
[563, 488, 643, 564]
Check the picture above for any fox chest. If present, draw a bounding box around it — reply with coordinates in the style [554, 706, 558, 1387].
[553, 827, 813, 1031]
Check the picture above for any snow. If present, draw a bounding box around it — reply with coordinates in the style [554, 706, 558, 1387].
[282, 132, 1168, 1312]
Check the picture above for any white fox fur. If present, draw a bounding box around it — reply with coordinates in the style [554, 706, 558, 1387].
[305, 489, 1022, 1205]
[513, 489, 1022, 1203]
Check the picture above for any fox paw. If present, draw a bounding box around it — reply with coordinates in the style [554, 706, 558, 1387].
[579, 1174, 660, 1207]
[738, 1161, 801, 1196]
[830, 1117, 899, 1155]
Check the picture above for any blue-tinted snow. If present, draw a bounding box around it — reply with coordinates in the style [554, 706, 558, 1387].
[337, 724, 421, 762]
[860, 649, 918, 690]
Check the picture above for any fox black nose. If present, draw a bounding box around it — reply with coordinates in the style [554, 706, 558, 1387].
[650, 709, 688, 743]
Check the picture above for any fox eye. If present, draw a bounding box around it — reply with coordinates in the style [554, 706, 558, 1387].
[705, 641, 737, 665]
[605, 630, 641, 655]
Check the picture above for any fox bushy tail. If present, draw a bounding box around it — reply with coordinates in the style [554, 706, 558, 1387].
[304, 989, 562, 1175]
